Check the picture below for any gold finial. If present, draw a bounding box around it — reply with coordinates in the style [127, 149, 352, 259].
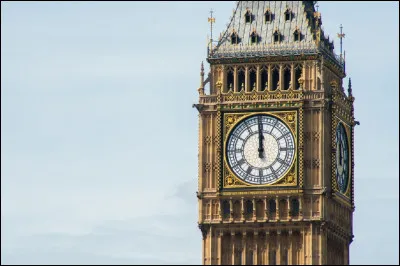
[208, 9, 215, 50]
[337, 24, 346, 62]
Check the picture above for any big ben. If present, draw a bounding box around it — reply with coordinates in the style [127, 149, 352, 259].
[194, 1, 356, 265]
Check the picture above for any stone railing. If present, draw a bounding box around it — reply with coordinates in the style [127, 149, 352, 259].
[303, 91, 325, 100]
[220, 90, 303, 103]
[199, 90, 326, 105]
[199, 95, 217, 104]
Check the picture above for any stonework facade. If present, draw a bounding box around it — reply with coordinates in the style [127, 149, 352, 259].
[194, 1, 355, 265]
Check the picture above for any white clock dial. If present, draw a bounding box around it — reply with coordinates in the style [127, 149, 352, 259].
[226, 114, 295, 185]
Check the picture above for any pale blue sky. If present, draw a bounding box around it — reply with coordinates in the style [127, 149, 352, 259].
[1, 1, 399, 265]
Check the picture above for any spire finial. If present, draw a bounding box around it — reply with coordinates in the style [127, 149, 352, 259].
[199, 61, 205, 95]
[348, 78, 352, 97]
[337, 24, 346, 64]
[208, 9, 215, 51]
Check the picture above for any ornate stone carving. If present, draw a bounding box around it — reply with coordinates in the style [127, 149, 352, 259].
[204, 162, 211, 172]
[312, 131, 320, 141]
[312, 159, 320, 168]
[212, 162, 219, 172]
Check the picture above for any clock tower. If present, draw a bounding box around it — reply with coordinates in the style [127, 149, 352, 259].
[194, 1, 356, 265]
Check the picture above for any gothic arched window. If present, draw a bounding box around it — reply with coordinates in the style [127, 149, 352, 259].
[222, 200, 230, 218]
[291, 198, 300, 217]
[269, 249, 276, 265]
[294, 29, 301, 42]
[250, 31, 259, 44]
[283, 66, 291, 90]
[249, 68, 257, 90]
[271, 67, 279, 91]
[281, 248, 288, 265]
[245, 9, 252, 23]
[246, 250, 254, 265]
[231, 31, 239, 44]
[265, 9, 272, 22]
[246, 200, 253, 215]
[273, 30, 281, 43]
[284, 8, 292, 21]
[294, 65, 302, 90]
[261, 67, 268, 91]
[238, 68, 245, 92]
[269, 199, 276, 217]
[227, 69, 234, 92]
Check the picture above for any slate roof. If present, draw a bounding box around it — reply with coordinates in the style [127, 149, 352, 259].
[209, 1, 342, 67]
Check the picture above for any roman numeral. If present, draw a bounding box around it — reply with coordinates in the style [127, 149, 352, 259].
[270, 119, 278, 133]
[270, 167, 278, 179]
[244, 121, 253, 133]
[276, 158, 288, 165]
[280, 147, 294, 151]
[246, 167, 253, 175]
[276, 131, 290, 140]
[236, 158, 245, 166]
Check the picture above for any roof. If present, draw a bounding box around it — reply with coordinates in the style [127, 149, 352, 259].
[208, 1, 342, 68]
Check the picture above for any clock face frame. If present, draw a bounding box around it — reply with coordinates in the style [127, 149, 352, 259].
[225, 113, 296, 185]
[335, 122, 350, 194]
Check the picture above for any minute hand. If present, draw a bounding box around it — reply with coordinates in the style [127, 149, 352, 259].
[258, 117, 264, 158]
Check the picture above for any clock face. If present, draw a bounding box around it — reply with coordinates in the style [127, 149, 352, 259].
[336, 122, 349, 193]
[226, 114, 295, 185]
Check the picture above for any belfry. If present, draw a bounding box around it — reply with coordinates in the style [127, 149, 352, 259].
[194, 1, 356, 265]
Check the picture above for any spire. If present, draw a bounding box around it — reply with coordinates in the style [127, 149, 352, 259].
[198, 61, 205, 95]
[337, 24, 346, 64]
[208, 9, 215, 53]
[348, 78, 352, 97]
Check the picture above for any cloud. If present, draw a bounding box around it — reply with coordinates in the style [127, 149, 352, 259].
[2, 213, 201, 265]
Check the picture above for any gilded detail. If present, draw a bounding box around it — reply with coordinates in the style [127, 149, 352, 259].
[222, 110, 298, 189]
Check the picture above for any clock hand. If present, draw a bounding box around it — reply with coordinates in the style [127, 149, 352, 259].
[258, 116, 264, 158]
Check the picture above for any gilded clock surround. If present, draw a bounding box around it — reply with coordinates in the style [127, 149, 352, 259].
[222, 110, 299, 189]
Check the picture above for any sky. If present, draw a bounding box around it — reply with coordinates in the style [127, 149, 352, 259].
[1, 1, 399, 265]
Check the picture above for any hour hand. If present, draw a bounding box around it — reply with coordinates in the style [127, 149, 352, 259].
[258, 147, 264, 158]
